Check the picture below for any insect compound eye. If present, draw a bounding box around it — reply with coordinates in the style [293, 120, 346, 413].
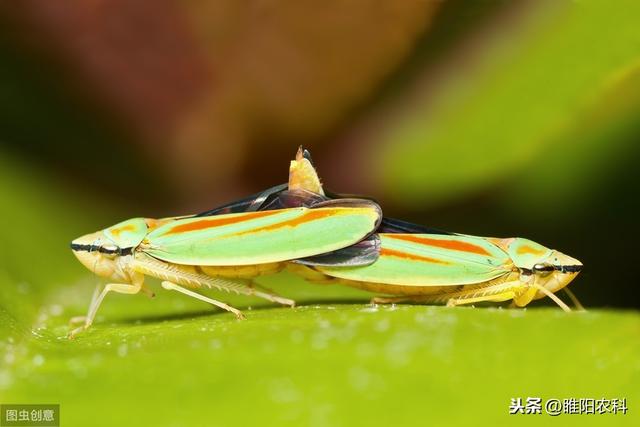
[533, 263, 554, 276]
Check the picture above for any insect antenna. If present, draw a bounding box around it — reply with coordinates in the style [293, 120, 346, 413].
[531, 283, 571, 312]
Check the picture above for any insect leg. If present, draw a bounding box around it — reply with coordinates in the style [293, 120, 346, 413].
[442, 281, 523, 307]
[530, 283, 571, 312]
[132, 256, 295, 306]
[69, 282, 142, 338]
[69, 282, 101, 326]
[563, 287, 585, 311]
[445, 292, 515, 307]
[369, 292, 512, 305]
[160, 281, 245, 320]
[140, 282, 156, 298]
[371, 281, 522, 307]
[247, 282, 296, 307]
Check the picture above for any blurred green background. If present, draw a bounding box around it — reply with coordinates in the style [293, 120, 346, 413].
[1, 1, 639, 426]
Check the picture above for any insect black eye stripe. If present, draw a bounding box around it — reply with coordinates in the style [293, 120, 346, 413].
[558, 265, 582, 273]
[70, 243, 133, 256]
[70, 243, 92, 252]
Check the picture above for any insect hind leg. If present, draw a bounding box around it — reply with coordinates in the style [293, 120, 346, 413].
[132, 256, 296, 307]
[371, 281, 522, 307]
[161, 281, 245, 320]
[445, 291, 515, 307]
[370, 292, 514, 306]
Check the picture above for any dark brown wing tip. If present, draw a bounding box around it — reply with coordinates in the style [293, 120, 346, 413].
[295, 145, 315, 165]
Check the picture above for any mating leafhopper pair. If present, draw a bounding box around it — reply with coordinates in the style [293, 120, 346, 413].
[70, 148, 582, 336]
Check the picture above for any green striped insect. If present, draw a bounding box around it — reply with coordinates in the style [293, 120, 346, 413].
[69, 196, 381, 337]
[281, 148, 584, 311]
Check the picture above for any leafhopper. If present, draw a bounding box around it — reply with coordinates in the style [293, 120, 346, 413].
[272, 148, 584, 311]
[70, 193, 381, 336]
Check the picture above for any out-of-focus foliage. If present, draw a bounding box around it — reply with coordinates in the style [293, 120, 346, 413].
[0, 0, 438, 197]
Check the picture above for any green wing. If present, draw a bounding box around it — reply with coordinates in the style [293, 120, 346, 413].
[143, 201, 381, 266]
[317, 233, 512, 286]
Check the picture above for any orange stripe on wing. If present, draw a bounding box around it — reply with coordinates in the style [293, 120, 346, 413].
[386, 234, 491, 256]
[109, 223, 137, 237]
[516, 245, 546, 256]
[145, 217, 177, 232]
[163, 210, 282, 235]
[380, 247, 450, 264]
[229, 208, 350, 237]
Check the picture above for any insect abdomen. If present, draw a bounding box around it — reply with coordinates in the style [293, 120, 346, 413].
[200, 263, 284, 279]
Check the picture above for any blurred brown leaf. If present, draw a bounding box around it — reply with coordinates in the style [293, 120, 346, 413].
[1, 0, 438, 202]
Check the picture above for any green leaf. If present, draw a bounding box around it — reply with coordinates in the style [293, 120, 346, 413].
[1, 153, 639, 426]
[2, 286, 639, 427]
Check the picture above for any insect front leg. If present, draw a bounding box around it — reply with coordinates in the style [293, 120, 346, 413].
[160, 281, 246, 320]
[69, 281, 142, 338]
[69, 283, 101, 326]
